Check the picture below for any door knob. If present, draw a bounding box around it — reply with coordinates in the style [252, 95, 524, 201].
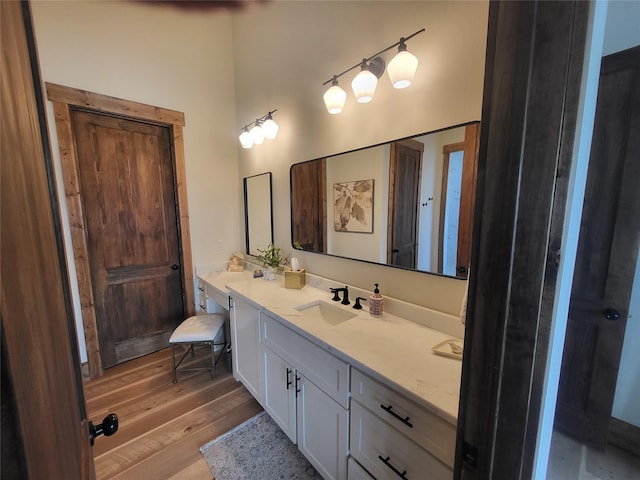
[89, 413, 118, 446]
[603, 308, 621, 321]
[171, 264, 179, 270]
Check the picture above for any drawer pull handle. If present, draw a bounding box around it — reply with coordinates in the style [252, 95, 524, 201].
[198, 286, 205, 291]
[378, 455, 408, 479]
[380, 404, 413, 428]
[286, 368, 292, 390]
[199, 304, 206, 311]
[295, 375, 301, 396]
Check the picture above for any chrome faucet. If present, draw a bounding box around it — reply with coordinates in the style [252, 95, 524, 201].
[329, 286, 350, 305]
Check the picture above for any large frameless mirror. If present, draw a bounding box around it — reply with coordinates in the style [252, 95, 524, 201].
[290, 122, 480, 279]
[244, 172, 273, 255]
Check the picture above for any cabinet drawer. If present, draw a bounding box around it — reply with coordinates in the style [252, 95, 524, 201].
[261, 312, 349, 408]
[351, 368, 456, 467]
[206, 284, 230, 311]
[348, 458, 374, 480]
[350, 401, 452, 480]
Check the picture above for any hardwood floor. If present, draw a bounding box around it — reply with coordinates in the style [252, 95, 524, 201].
[84, 347, 262, 479]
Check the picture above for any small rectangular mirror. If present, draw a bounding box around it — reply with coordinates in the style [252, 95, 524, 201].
[244, 172, 273, 255]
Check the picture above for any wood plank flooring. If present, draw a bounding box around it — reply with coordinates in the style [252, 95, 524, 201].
[84, 347, 262, 480]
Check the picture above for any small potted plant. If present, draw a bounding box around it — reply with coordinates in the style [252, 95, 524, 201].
[256, 243, 288, 280]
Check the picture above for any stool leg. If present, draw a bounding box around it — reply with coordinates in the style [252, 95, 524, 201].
[171, 344, 177, 384]
[211, 341, 216, 380]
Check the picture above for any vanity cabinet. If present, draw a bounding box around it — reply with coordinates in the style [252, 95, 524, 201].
[260, 311, 349, 480]
[348, 458, 374, 480]
[230, 296, 262, 401]
[350, 368, 454, 479]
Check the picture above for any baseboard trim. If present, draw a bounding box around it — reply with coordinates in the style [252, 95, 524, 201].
[609, 417, 640, 457]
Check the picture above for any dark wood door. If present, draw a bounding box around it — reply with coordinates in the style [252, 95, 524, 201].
[291, 158, 327, 252]
[1, 1, 94, 477]
[437, 124, 480, 278]
[71, 111, 185, 368]
[387, 139, 424, 268]
[456, 123, 480, 277]
[555, 46, 640, 449]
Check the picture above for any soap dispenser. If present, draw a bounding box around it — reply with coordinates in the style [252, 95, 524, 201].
[369, 283, 384, 316]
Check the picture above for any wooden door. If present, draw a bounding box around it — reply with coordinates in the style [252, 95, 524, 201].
[554, 46, 640, 449]
[387, 139, 424, 268]
[456, 123, 480, 277]
[291, 158, 327, 252]
[71, 110, 185, 368]
[1, 1, 93, 477]
[455, 2, 593, 478]
[438, 124, 480, 278]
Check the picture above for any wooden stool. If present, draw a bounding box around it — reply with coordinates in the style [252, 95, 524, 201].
[168, 314, 227, 383]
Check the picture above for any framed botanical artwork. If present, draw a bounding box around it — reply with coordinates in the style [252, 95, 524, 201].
[333, 179, 374, 233]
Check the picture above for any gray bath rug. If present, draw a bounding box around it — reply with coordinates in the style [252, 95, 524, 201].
[200, 411, 322, 479]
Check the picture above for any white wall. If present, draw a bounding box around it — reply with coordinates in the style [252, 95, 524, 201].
[326, 145, 389, 263]
[31, 0, 242, 363]
[232, 1, 488, 314]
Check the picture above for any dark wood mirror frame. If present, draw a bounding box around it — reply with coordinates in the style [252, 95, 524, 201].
[290, 122, 480, 279]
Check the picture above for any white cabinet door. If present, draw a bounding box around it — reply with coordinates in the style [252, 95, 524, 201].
[297, 374, 349, 480]
[261, 344, 296, 442]
[230, 297, 261, 402]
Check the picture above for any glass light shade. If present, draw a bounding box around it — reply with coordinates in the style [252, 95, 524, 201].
[262, 118, 279, 139]
[351, 68, 377, 103]
[239, 129, 253, 149]
[387, 49, 419, 89]
[323, 83, 347, 114]
[250, 123, 264, 144]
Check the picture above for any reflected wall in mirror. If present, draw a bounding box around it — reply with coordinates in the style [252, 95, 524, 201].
[290, 122, 480, 279]
[244, 172, 273, 255]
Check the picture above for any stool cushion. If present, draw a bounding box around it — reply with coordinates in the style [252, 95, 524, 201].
[169, 314, 225, 343]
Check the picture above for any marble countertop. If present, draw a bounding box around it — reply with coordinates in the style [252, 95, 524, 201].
[198, 270, 463, 425]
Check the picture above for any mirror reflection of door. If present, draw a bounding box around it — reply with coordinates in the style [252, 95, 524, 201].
[440, 146, 464, 276]
[291, 158, 327, 252]
[387, 139, 424, 268]
[438, 123, 480, 278]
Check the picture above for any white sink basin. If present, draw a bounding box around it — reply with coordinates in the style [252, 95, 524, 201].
[294, 300, 357, 326]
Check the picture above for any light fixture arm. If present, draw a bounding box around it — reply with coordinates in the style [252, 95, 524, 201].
[240, 109, 278, 132]
[321, 28, 425, 86]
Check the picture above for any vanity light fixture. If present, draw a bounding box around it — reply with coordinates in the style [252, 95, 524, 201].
[323, 76, 347, 114]
[387, 37, 419, 89]
[239, 126, 253, 149]
[238, 109, 278, 149]
[261, 111, 279, 139]
[351, 60, 379, 103]
[322, 28, 424, 113]
[250, 119, 264, 145]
